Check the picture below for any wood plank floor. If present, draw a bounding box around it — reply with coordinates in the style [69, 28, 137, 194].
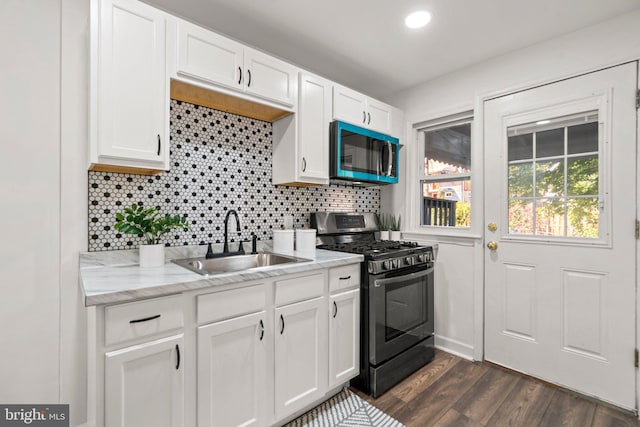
[351, 350, 639, 427]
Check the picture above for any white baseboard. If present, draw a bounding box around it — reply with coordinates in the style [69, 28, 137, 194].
[434, 335, 475, 361]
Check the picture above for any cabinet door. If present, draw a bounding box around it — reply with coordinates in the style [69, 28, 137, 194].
[332, 85, 367, 127]
[366, 98, 392, 134]
[105, 334, 184, 427]
[275, 297, 328, 420]
[244, 48, 297, 107]
[176, 20, 244, 91]
[197, 311, 267, 427]
[329, 289, 360, 388]
[95, 0, 168, 168]
[297, 73, 330, 183]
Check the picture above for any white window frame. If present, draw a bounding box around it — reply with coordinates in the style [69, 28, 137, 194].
[500, 93, 611, 247]
[404, 108, 482, 238]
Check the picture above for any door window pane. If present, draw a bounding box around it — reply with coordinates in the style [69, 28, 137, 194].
[536, 128, 564, 158]
[506, 111, 599, 239]
[567, 198, 599, 238]
[508, 163, 533, 198]
[567, 155, 598, 196]
[568, 122, 598, 154]
[508, 134, 533, 161]
[509, 200, 534, 234]
[535, 160, 564, 197]
[535, 198, 565, 236]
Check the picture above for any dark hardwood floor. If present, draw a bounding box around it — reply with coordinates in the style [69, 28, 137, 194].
[351, 350, 639, 427]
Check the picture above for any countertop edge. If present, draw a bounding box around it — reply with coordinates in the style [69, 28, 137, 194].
[81, 249, 363, 306]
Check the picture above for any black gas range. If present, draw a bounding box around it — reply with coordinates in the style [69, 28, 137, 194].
[318, 239, 434, 275]
[312, 212, 435, 397]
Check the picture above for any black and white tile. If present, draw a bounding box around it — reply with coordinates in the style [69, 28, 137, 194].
[88, 100, 380, 251]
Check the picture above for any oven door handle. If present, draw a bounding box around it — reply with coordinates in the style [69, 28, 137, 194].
[373, 267, 433, 287]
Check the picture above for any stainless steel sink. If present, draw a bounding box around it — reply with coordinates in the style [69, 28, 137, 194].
[172, 252, 311, 276]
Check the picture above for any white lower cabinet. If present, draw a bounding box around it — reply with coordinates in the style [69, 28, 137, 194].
[105, 334, 184, 427]
[274, 296, 328, 420]
[92, 264, 361, 427]
[329, 289, 360, 388]
[197, 311, 268, 427]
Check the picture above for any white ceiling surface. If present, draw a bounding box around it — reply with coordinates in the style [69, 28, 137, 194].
[145, 0, 640, 100]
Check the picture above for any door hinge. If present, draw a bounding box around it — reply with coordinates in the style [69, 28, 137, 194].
[635, 349, 639, 368]
[636, 220, 639, 239]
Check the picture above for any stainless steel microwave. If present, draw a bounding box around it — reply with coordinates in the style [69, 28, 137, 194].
[330, 121, 399, 185]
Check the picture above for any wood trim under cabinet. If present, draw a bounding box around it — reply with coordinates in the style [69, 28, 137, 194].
[89, 163, 164, 176]
[170, 80, 292, 123]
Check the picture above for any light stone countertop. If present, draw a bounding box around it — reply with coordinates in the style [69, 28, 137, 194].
[80, 243, 363, 306]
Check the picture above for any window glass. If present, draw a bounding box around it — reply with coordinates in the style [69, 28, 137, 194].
[421, 121, 472, 228]
[507, 111, 599, 238]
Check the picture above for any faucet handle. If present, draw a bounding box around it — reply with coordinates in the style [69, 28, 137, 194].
[251, 234, 258, 255]
[238, 240, 245, 255]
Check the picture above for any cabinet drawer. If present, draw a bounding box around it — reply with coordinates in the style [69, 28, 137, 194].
[198, 284, 266, 324]
[275, 273, 325, 307]
[105, 295, 183, 347]
[329, 264, 361, 292]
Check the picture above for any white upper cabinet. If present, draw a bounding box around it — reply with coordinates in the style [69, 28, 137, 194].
[333, 84, 393, 135]
[90, 0, 170, 173]
[272, 72, 330, 186]
[173, 20, 297, 108]
[176, 21, 244, 90]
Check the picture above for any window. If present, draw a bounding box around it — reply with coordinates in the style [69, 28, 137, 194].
[418, 115, 473, 228]
[507, 111, 600, 238]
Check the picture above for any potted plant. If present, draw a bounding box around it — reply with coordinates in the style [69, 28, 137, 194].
[378, 213, 390, 240]
[114, 203, 190, 267]
[390, 214, 401, 241]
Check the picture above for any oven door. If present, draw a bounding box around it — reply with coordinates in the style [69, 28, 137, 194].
[369, 265, 434, 366]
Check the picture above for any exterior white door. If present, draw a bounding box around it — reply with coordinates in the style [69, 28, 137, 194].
[484, 62, 637, 410]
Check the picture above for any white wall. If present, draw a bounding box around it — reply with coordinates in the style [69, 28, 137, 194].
[60, 0, 90, 425]
[0, 0, 62, 401]
[0, 1, 88, 424]
[382, 9, 640, 359]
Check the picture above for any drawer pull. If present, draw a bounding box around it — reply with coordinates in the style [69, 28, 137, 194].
[129, 314, 161, 324]
[175, 344, 180, 370]
[339, 276, 351, 281]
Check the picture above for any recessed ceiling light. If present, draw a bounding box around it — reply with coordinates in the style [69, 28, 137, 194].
[536, 120, 551, 125]
[405, 11, 431, 29]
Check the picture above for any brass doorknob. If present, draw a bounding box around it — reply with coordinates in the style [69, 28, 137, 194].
[487, 241, 498, 251]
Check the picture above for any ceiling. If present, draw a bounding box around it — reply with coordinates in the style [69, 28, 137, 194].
[144, 0, 640, 100]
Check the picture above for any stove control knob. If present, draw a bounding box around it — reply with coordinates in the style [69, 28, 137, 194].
[392, 259, 399, 269]
[404, 256, 413, 265]
[417, 254, 425, 263]
[382, 260, 390, 270]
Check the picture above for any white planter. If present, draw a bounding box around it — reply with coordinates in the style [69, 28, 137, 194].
[379, 230, 390, 240]
[139, 243, 165, 267]
[390, 231, 401, 241]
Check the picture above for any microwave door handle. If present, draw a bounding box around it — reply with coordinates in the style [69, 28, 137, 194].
[386, 142, 393, 176]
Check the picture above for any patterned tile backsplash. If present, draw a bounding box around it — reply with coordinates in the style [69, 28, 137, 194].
[88, 100, 380, 251]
